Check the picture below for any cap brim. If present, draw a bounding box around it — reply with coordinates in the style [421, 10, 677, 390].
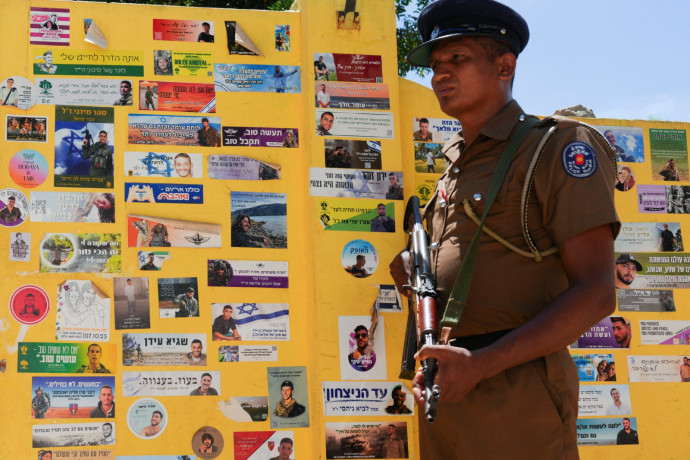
[407, 33, 466, 67]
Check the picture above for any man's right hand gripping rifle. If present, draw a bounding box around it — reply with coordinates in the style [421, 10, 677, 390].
[391, 196, 441, 422]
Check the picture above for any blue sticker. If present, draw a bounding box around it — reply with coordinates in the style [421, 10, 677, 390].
[562, 141, 598, 178]
[124, 182, 203, 203]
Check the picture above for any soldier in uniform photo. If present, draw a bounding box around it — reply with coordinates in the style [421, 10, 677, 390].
[114, 80, 133, 106]
[370, 203, 395, 232]
[32, 386, 51, 418]
[89, 385, 115, 418]
[81, 130, 113, 177]
[76, 343, 111, 373]
[198, 117, 219, 147]
[385, 385, 412, 414]
[173, 286, 199, 317]
[273, 380, 305, 418]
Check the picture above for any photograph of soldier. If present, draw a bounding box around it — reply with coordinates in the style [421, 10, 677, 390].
[413, 142, 445, 173]
[37, 450, 53, 460]
[89, 385, 115, 418]
[187, 339, 207, 365]
[660, 290, 676, 312]
[7, 116, 46, 141]
[32, 386, 51, 418]
[149, 222, 170, 247]
[0, 78, 18, 106]
[616, 418, 639, 445]
[212, 304, 242, 341]
[208, 259, 233, 286]
[282, 130, 298, 147]
[385, 385, 412, 414]
[157, 278, 199, 318]
[36, 50, 57, 74]
[659, 223, 680, 251]
[666, 185, 687, 214]
[140, 252, 159, 271]
[154, 50, 173, 75]
[385, 172, 403, 200]
[198, 22, 214, 42]
[100, 422, 114, 444]
[198, 117, 220, 147]
[273, 380, 306, 418]
[6, 116, 20, 137]
[142, 84, 157, 110]
[76, 343, 112, 373]
[381, 424, 406, 459]
[20, 292, 39, 316]
[132, 218, 150, 247]
[413, 117, 433, 142]
[659, 158, 681, 181]
[113, 80, 133, 106]
[33, 118, 47, 141]
[81, 130, 114, 177]
[113, 277, 151, 330]
[370, 203, 395, 232]
[316, 111, 334, 136]
[190, 373, 219, 396]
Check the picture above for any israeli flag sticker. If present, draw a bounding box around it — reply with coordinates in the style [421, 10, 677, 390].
[562, 141, 597, 178]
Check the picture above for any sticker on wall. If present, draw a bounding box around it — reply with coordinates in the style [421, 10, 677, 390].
[36, 79, 131, 106]
[0, 188, 29, 227]
[10, 285, 50, 326]
[614, 251, 690, 289]
[571, 316, 631, 349]
[231, 191, 287, 248]
[593, 125, 644, 163]
[113, 277, 151, 330]
[617, 289, 676, 312]
[615, 164, 636, 192]
[128, 397, 167, 439]
[207, 260, 289, 288]
[30, 7, 70, 46]
[153, 19, 215, 43]
[650, 128, 687, 181]
[128, 215, 222, 248]
[154, 50, 214, 77]
[374, 285, 403, 312]
[310, 168, 404, 200]
[315, 81, 389, 110]
[138, 80, 216, 113]
[124, 182, 203, 204]
[208, 154, 281, 180]
[414, 142, 445, 174]
[313, 53, 382, 83]
[325, 422, 408, 459]
[571, 353, 616, 382]
[122, 370, 220, 397]
[339, 316, 387, 380]
[615, 222, 682, 253]
[665, 185, 690, 214]
[192, 426, 224, 459]
[415, 175, 437, 206]
[576, 417, 639, 446]
[215, 64, 300, 93]
[121, 333, 207, 367]
[39, 233, 121, 273]
[275, 25, 290, 52]
[84, 19, 108, 49]
[322, 381, 414, 416]
[222, 126, 299, 148]
[31, 192, 115, 223]
[325, 139, 382, 170]
[9, 149, 48, 187]
[341, 239, 378, 278]
[639, 320, 690, 345]
[579, 384, 632, 417]
[6, 116, 47, 142]
[32, 376, 115, 418]
[18, 342, 116, 373]
[217, 396, 268, 422]
[33, 49, 144, 76]
[32, 422, 115, 448]
[9, 231, 30, 262]
[628, 355, 689, 382]
[125, 151, 203, 178]
[233, 430, 294, 459]
[316, 109, 394, 138]
[211, 303, 289, 341]
[318, 199, 394, 232]
[157, 277, 199, 318]
[267, 366, 309, 428]
[54, 105, 115, 188]
[56, 280, 111, 342]
[225, 21, 262, 56]
[138, 251, 170, 271]
[218, 345, 278, 362]
[636, 185, 666, 213]
[128, 114, 221, 147]
[39, 451, 112, 460]
[412, 116, 461, 143]
[0, 76, 37, 110]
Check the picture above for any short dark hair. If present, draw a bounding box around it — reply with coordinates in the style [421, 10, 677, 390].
[610, 388, 618, 395]
[223, 305, 233, 311]
[120, 80, 131, 88]
[88, 343, 102, 352]
[152, 410, 163, 419]
[321, 111, 334, 120]
[174, 153, 191, 162]
[201, 432, 214, 443]
[202, 22, 210, 27]
[25, 293, 34, 298]
[201, 372, 212, 380]
[419, 118, 429, 124]
[201, 117, 209, 123]
[473, 36, 515, 61]
[622, 417, 630, 422]
[99, 130, 107, 137]
[102, 422, 112, 429]
[191, 339, 202, 346]
[279, 437, 293, 447]
[356, 254, 365, 262]
[388, 424, 396, 428]
[100, 385, 113, 392]
[354, 325, 367, 333]
[281, 380, 294, 390]
[8, 196, 15, 201]
[610, 317, 628, 326]
[392, 384, 403, 394]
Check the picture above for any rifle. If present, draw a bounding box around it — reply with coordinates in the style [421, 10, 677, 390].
[398, 195, 440, 422]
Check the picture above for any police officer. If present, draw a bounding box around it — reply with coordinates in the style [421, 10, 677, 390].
[82, 130, 113, 176]
[389, 1, 619, 457]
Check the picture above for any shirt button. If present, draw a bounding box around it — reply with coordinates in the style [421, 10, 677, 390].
[452, 166, 460, 174]
[429, 242, 439, 250]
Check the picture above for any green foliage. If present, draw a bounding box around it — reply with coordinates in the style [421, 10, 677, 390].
[79, 0, 429, 77]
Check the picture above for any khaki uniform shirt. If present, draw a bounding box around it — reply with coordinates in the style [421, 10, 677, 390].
[424, 100, 619, 337]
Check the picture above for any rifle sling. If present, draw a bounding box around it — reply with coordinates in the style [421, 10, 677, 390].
[440, 115, 540, 337]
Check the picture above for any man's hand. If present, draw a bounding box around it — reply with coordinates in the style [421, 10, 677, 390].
[412, 345, 488, 404]
[389, 250, 412, 298]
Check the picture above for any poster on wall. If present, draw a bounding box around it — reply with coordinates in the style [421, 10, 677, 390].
[576, 417, 639, 446]
[322, 381, 414, 416]
[0, 188, 29, 227]
[122, 371, 220, 397]
[56, 280, 111, 342]
[310, 168, 404, 200]
[32, 422, 116, 448]
[313, 53, 383, 83]
[207, 260, 289, 288]
[33, 49, 144, 76]
[128, 215, 221, 248]
[31, 376, 115, 418]
[128, 114, 221, 147]
[317, 199, 394, 232]
[153, 19, 215, 42]
[208, 154, 281, 180]
[325, 422, 408, 459]
[18, 342, 116, 374]
[138, 80, 215, 113]
[30, 7, 70, 46]
[215, 64, 300, 93]
[154, 50, 214, 77]
[650, 128, 688, 181]
[339, 316, 387, 380]
[125, 151, 203, 178]
[124, 182, 204, 204]
[315, 109, 394, 139]
[6, 116, 48, 142]
[31, 192, 115, 223]
[54, 105, 114, 188]
[210, 303, 289, 341]
[314, 81, 390, 110]
[231, 191, 287, 248]
[267, 366, 309, 428]
[325, 139, 381, 170]
[222, 127, 298, 148]
[122, 333, 207, 367]
[39, 233, 121, 273]
[36, 79, 132, 106]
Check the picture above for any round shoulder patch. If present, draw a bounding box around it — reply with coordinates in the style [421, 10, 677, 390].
[562, 141, 598, 178]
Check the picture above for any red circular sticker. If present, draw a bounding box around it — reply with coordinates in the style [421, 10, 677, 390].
[9, 285, 49, 325]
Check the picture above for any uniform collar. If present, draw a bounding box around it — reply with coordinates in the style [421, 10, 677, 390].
[443, 100, 525, 163]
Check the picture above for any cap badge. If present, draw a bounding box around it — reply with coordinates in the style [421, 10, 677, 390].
[430, 25, 441, 39]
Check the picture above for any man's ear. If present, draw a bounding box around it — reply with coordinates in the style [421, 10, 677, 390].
[497, 53, 517, 80]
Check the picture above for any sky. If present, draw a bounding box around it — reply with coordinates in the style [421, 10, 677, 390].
[403, 0, 690, 122]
